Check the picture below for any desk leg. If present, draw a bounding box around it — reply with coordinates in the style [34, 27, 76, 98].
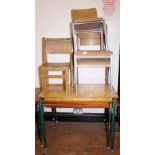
[111, 98, 115, 152]
[106, 103, 111, 150]
[39, 98, 47, 150]
[51, 108, 57, 122]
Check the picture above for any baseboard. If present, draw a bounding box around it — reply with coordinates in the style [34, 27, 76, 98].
[44, 112, 108, 122]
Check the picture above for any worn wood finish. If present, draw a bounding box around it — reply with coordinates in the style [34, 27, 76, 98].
[39, 84, 118, 102]
[39, 84, 118, 108]
[40, 38, 74, 95]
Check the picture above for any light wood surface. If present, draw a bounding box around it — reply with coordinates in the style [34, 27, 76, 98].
[74, 23, 101, 32]
[41, 63, 69, 69]
[73, 18, 103, 23]
[35, 88, 40, 102]
[77, 51, 112, 58]
[78, 32, 100, 46]
[77, 59, 110, 67]
[39, 84, 117, 100]
[71, 8, 98, 22]
[44, 38, 73, 54]
[39, 84, 117, 108]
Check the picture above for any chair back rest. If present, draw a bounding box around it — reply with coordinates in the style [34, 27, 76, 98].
[71, 8, 98, 22]
[42, 38, 73, 64]
[77, 33, 101, 46]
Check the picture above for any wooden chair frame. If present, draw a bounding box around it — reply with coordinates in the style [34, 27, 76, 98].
[40, 38, 74, 94]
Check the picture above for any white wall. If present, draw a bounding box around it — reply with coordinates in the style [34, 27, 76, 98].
[35, 0, 119, 113]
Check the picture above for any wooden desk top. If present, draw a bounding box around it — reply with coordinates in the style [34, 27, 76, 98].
[39, 84, 117, 101]
[37, 84, 118, 108]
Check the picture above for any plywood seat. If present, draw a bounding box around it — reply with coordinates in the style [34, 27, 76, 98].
[77, 59, 110, 67]
[76, 51, 112, 58]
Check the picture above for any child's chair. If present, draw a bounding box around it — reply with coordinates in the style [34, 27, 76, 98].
[40, 38, 73, 94]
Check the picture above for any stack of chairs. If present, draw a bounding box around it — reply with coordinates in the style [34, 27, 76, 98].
[71, 8, 113, 95]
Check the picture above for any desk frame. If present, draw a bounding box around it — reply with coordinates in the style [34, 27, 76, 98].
[38, 97, 116, 152]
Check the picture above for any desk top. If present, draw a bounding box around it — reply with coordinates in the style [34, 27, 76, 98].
[39, 84, 118, 102]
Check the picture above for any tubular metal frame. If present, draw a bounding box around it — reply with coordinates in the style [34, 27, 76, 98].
[72, 18, 113, 95]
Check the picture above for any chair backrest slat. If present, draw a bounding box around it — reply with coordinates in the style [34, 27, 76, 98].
[71, 8, 98, 22]
[44, 38, 73, 54]
[42, 38, 73, 64]
[78, 33, 100, 46]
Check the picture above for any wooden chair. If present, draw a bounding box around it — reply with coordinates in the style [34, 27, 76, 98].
[40, 38, 73, 95]
[71, 8, 112, 95]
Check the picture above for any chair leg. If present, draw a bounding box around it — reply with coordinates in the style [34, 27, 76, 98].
[40, 69, 47, 95]
[70, 53, 74, 88]
[77, 67, 79, 85]
[105, 67, 109, 84]
[75, 66, 78, 96]
[65, 69, 69, 94]
[62, 70, 65, 89]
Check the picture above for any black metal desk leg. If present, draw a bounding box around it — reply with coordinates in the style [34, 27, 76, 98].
[111, 98, 115, 152]
[39, 98, 47, 150]
[51, 108, 57, 122]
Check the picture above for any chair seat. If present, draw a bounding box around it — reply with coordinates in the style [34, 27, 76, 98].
[41, 63, 70, 70]
[76, 51, 112, 59]
[77, 58, 110, 67]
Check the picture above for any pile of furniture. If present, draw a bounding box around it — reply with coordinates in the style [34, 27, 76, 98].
[37, 8, 117, 152]
[39, 8, 113, 96]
